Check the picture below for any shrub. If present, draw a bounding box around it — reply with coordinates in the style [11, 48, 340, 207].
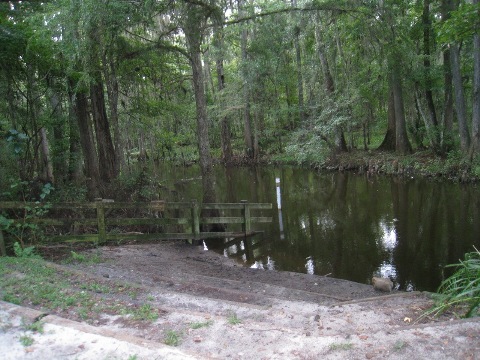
[427, 247, 480, 318]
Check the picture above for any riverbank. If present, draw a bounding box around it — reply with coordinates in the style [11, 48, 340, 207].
[224, 149, 480, 183]
[1, 241, 479, 359]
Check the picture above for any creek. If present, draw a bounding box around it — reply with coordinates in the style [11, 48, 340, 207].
[146, 163, 480, 292]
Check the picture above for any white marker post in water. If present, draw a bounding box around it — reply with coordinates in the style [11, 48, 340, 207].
[276, 178, 285, 240]
[276, 178, 282, 209]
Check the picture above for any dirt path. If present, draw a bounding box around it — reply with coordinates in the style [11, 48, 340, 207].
[2, 241, 480, 359]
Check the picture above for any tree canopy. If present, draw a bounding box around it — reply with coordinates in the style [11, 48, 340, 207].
[1, 0, 480, 199]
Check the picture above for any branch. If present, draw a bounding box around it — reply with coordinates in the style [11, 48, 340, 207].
[123, 29, 190, 61]
[222, 3, 361, 27]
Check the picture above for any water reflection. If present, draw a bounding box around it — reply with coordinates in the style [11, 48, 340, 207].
[376, 221, 398, 282]
[151, 163, 480, 292]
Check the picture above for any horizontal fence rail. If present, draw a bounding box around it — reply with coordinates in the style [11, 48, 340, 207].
[0, 199, 272, 255]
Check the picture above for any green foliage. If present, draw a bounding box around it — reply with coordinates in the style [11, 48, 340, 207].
[2, 0, 480, 187]
[5, 129, 29, 155]
[190, 320, 213, 329]
[23, 319, 45, 334]
[436, 3, 480, 44]
[13, 242, 41, 259]
[284, 93, 359, 165]
[164, 330, 181, 346]
[70, 251, 86, 262]
[227, 312, 241, 325]
[19, 335, 34, 347]
[0, 181, 53, 250]
[328, 342, 353, 351]
[0, 256, 161, 323]
[129, 304, 159, 321]
[426, 247, 480, 319]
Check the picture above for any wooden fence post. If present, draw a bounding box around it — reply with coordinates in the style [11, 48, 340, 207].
[241, 200, 251, 235]
[0, 229, 6, 256]
[191, 200, 200, 239]
[95, 198, 107, 244]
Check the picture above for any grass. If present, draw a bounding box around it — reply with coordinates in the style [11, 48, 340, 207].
[23, 319, 44, 334]
[227, 312, 241, 325]
[19, 335, 34, 347]
[129, 304, 159, 321]
[393, 340, 407, 351]
[190, 320, 213, 329]
[65, 251, 103, 265]
[328, 342, 353, 351]
[0, 256, 159, 324]
[422, 247, 480, 319]
[80, 282, 110, 294]
[164, 330, 181, 346]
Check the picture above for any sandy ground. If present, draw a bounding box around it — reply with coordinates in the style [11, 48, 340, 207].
[1, 241, 480, 359]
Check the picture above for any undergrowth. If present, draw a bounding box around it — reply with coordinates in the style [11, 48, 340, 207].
[423, 247, 480, 319]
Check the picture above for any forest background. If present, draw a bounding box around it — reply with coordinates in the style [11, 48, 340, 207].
[1, 0, 480, 205]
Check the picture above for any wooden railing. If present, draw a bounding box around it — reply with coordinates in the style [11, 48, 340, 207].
[0, 199, 272, 255]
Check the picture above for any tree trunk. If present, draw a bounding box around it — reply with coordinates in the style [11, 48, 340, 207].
[67, 85, 83, 182]
[315, 18, 347, 153]
[450, 43, 471, 152]
[46, 76, 68, 183]
[72, 87, 100, 199]
[239, 0, 254, 158]
[39, 127, 54, 184]
[441, 0, 454, 152]
[5, 74, 17, 128]
[90, 81, 117, 183]
[292, 0, 305, 124]
[184, 4, 217, 205]
[104, 57, 124, 175]
[443, 48, 454, 151]
[378, 88, 396, 151]
[213, 22, 233, 164]
[391, 62, 412, 154]
[422, 0, 441, 152]
[471, 0, 480, 154]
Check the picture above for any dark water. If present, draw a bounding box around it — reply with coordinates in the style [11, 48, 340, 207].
[149, 164, 480, 292]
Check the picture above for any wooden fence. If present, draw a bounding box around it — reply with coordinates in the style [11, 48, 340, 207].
[0, 199, 272, 255]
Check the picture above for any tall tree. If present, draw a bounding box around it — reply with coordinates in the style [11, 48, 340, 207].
[471, 0, 480, 154]
[421, 0, 441, 152]
[314, 14, 347, 153]
[292, 0, 305, 124]
[182, 1, 218, 203]
[391, 55, 412, 155]
[238, 0, 255, 158]
[212, 5, 233, 164]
